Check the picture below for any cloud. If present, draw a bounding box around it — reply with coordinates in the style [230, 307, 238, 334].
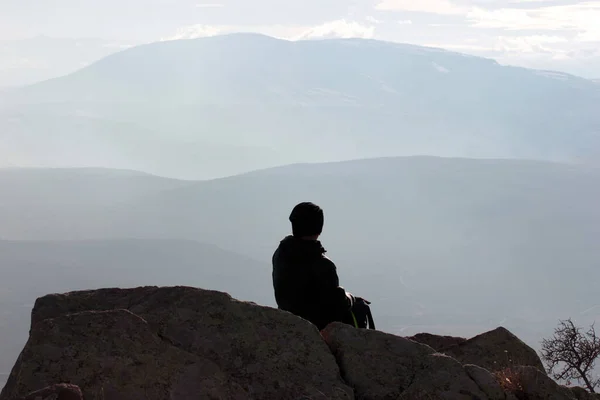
[194, 3, 224, 7]
[375, 0, 466, 15]
[163, 25, 223, 41]
[0, 57, 49, 70]
[505, 0, 556, 3]
[427, 35, 569, 57]
[102, 43, 134, 49]
[467, 2, 600, 41]
[366, 16, 384, 24]
[375, 0, 600, 43]
[424, 33, 600, 76]
[163, 19, 376, 42]
[293, 19, 376, 40]
[157, 1, 599, 77]
[494, 35, 569, 54]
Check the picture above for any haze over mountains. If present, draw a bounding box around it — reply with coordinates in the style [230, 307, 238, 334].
[2, 34, 600, 389]
[0, 36, 132, 88]
[1, 34, 600, 179]
[1, 157, 600, 381]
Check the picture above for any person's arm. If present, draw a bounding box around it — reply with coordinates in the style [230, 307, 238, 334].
[315, 256, 354, 318]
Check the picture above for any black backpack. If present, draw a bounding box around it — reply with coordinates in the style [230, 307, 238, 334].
[349, 297, 376, 330]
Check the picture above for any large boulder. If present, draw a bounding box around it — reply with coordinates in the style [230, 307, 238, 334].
[322, 322, 501, 399]
[2, 309, 240, 399]
[0, 286, 353, 400]
[442, 327, 545, 373]
[1, 286, 588, 400]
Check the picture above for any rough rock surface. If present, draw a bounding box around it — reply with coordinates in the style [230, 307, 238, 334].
[442, 327, 545, 373]
[0, 286, 353, 400]
[409, 332, 467, 351]
[570, 387, 600, 400]
[464, 364, 518, 400]
[0, 286, 594, 400]
[500, 366, 580, 400]
[322, 322, 496, 399]
[18, 384, 82, 400]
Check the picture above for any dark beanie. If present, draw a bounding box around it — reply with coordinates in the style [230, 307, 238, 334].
[289, 202, 324, 237]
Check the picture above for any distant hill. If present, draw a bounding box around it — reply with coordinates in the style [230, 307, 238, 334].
[0, 238, 268, 380]
[1, 34, 599, 178]
[0, 36, 130, 87]
[1, 157, 599, 348]
[0, 167, 194, 238]
[10, 34, 599, 108]
[0, 166, 188, 205]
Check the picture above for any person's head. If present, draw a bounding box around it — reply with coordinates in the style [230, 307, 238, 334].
[289, 202, 324, 240]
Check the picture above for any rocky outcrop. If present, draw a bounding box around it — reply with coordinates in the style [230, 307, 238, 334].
[0, 286, 592, 400]
[1, 287, 352, 400]
[409, 328, 544, 374]
[442, 327, 545, 373]
[322, 323, 494, 399]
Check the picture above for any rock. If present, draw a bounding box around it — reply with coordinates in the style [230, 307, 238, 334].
[322, 322, 493, 399]
[19, 384, 82, 400]
[0, 286, 353, 400]
[570, 387, 589, 399]
[464, 364, 518, 400]
[2, 309, 239, 400]
[570, 387, 600, 400]
[443, 327, 545, 373]
[495, 366, 576, 400]
[409, 332, 467, 351]
[2, 285, 589, 400]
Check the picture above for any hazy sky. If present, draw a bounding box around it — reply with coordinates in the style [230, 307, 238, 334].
[0, 0, 599, 78]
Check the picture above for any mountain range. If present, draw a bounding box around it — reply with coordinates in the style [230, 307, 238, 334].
[1, 156, 599, 379]
[1, 34, 599, 179]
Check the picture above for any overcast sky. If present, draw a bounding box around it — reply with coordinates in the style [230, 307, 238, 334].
[0, 0, 599, 79]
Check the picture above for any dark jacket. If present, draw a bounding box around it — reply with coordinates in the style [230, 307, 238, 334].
[272, 235, 353, 330]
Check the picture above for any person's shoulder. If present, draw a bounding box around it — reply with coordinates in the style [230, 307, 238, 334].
[273, 235, 292, 255]
[320, 254, 337, 269]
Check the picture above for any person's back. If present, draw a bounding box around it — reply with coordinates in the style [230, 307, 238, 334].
[272, 202, 353, 330]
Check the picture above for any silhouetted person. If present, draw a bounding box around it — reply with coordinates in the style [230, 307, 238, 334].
[272, 202, 355, 330]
